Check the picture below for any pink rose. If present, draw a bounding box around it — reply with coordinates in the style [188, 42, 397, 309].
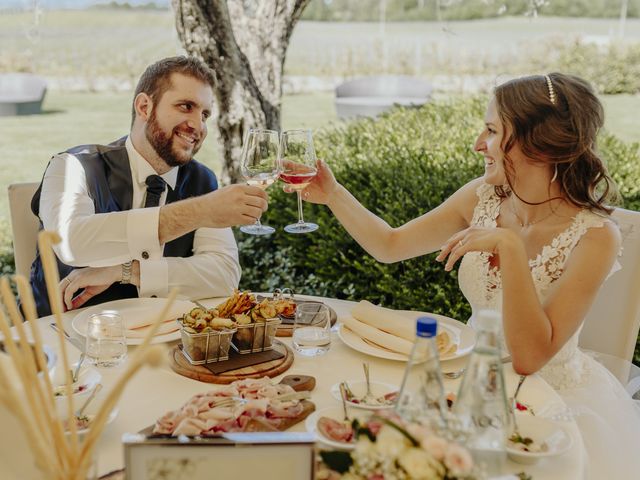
[444, 443, 473, 475]
[420, 435, 448, 462]
[367, 419, 384, 436]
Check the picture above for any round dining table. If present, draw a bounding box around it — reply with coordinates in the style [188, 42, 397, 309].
[1, 294, 585, 479]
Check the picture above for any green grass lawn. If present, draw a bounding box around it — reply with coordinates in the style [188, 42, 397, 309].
[2, 10, 640, 77]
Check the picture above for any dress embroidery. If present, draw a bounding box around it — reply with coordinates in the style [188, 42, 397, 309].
[458, 183, 617, 389]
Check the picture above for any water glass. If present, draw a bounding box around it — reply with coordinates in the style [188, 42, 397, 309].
[292, 303, 331, 356]
[85, 312, 127, 367]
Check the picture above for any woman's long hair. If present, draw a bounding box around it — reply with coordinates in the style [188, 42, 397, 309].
[493, 73, 618, 215]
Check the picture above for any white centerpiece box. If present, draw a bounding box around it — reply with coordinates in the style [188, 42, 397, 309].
[123, 431, 316, 479]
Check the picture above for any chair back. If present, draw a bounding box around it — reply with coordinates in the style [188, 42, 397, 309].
[579, 208, 640, 362]
[335, 75, 432, 98]
[7, 182, 40, 279]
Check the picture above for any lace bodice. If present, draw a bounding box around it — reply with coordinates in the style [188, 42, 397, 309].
[458, 183, 614, 389]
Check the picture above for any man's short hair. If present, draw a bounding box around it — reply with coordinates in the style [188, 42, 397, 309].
[131, 56, 216, 125]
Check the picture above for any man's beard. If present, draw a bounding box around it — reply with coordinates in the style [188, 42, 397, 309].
[145, 110, 200, 168]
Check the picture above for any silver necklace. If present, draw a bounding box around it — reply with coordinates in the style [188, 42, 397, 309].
[509, 198, 556, 228]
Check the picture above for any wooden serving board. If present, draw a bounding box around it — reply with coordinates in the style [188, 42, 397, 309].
[242, 399, 315, 432]
[140, 375, 317, 436]
[169, 339, 294, 384]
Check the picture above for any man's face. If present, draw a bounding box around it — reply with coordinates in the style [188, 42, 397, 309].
[144, 73, 213, 167]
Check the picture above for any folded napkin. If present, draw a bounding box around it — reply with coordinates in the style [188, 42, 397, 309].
[341, 315, 414, 356]
[351, 300, 417, 342]
[117, 302, 188, 338]
[126, 320, 179, 339]
[347, 300, 460, 357]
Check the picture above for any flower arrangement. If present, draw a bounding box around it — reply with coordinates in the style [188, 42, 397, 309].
[319, 412, 476, 480]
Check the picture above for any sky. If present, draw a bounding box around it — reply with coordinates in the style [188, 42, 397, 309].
[0, 0, 169, 9]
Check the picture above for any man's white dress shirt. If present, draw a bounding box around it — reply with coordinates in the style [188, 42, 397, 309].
[39, 137, 241, 300]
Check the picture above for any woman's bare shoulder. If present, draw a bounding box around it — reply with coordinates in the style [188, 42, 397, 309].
[581, 215, 622, 249]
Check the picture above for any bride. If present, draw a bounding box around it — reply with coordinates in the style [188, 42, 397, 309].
[299, 73, 640, 477]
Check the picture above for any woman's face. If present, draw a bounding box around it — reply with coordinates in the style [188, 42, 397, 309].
[474, 98, 508, 186]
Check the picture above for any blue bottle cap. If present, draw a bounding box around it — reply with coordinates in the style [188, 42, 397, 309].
[416, 316, 438, 338]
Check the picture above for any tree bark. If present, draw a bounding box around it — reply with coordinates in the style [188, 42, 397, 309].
[172, 0, 311, 184]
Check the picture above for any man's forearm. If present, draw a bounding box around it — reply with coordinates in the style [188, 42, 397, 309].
[158, 196, 205, 244]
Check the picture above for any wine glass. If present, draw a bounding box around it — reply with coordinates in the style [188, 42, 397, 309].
[280, 129, 319, 234]
[239, 128, 281, 235]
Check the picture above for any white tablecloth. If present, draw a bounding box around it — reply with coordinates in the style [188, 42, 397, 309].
[1, 295, 585, 479]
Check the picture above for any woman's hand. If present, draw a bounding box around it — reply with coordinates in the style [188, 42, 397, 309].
[283, 159, 340, 206]
[436, 226, 520, 271]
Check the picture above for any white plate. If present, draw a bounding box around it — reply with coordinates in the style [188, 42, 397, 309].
[506, 414, 572, 465]
[330, 380, 398, 410]
[338, 311, 475, 362]
[305, 406, 372, 450]
[72, 298, 195, 345]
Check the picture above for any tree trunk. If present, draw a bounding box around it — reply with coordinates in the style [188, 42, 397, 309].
[172, 0, 311, 184]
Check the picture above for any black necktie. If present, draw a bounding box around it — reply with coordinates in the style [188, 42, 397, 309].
[144, 175, 166, 208]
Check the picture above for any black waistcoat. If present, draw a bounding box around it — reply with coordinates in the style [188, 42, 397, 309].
[29, 136, 219, 317]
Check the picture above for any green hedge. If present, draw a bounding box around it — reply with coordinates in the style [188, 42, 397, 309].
[237, 97, 640, 361]
[0, 220, 15, 277]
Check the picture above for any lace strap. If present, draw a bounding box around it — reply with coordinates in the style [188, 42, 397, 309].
[471, 183, 501, 227]
[538, 210, 611, 274]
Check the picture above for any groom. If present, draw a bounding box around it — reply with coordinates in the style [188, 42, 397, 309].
[29, 56, 268, 317]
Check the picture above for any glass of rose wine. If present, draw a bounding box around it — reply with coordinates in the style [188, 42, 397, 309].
[239, 128, 281, 235]
[279, 129, 318, 234]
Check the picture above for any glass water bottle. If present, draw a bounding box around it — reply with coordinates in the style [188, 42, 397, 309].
[395, 316, 448, 431]
[452, 309, 511, 477]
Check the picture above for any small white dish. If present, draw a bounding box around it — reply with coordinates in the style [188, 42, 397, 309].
[330, 380, 397, 410]
[305, 406, 373, 451]
[506, 414, 572, 465]
[65, 408, 118, 437]
[53, 364, 102, 421]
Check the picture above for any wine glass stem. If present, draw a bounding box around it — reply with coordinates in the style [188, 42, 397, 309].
[296, 191, 305, 224]
[255, 218, 263, 228]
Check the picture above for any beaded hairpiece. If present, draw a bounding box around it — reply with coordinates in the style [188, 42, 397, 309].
[544, 74, 556, 105]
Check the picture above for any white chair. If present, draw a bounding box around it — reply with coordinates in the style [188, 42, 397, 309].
[335, 75, 432, 119]
[0, 73, 47, 116]
[579, 207, 640, 388]
[7, 182, 40, 279]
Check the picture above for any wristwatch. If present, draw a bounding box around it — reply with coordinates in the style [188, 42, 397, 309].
[120, 261, 133, 284]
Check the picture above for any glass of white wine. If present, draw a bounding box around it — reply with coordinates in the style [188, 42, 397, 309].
[279, 129, 318, 234]
[240, 128, 281, 235]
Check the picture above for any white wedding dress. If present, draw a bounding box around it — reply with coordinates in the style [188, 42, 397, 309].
[458, 183, 640, 478]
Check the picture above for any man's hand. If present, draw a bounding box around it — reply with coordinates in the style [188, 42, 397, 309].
[203, 184, 269, 227]
[158, 184, 269, 244]
[60, 265, 121, 311]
